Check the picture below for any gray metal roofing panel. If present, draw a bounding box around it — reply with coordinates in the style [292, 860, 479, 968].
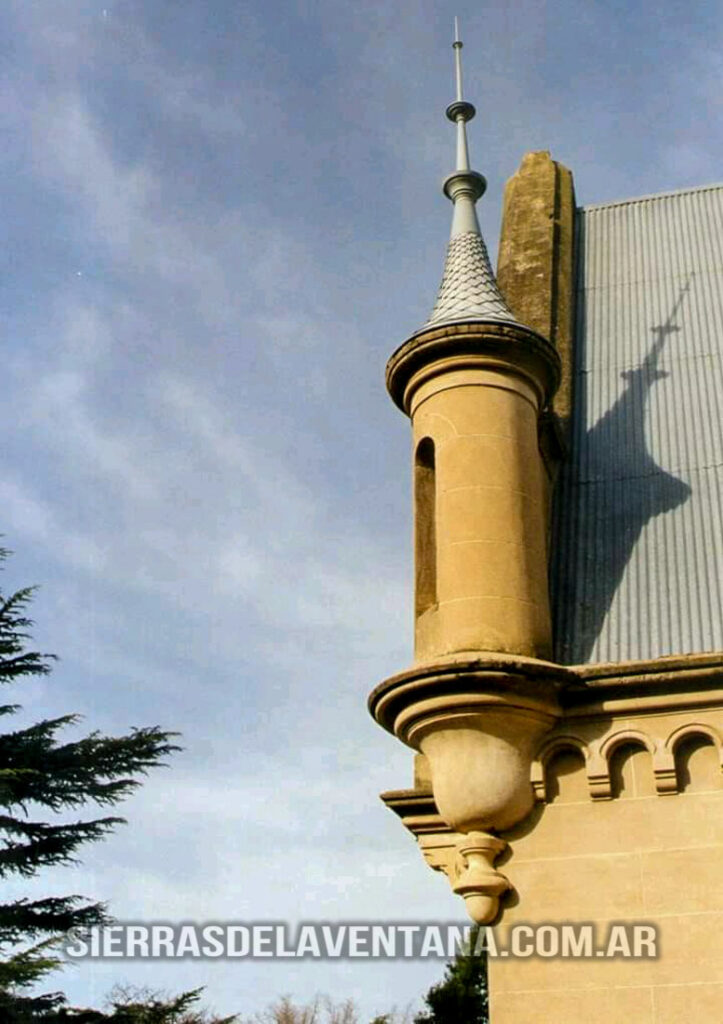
[551, 185, 723, 664]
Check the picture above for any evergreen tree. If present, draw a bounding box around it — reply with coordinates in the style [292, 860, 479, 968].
[0, 546, 180, 1018]
[413, 928, 488, 1024]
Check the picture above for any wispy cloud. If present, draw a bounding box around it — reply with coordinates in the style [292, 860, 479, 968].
[4, 0, 723, 1019]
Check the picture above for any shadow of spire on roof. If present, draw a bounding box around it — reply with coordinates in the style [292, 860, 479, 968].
[553, 280, 693, 663]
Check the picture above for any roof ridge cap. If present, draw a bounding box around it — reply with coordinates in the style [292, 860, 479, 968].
[580, 182, 723, 213]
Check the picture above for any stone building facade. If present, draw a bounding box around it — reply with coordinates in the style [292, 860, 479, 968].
[369, 36, 723, 1024]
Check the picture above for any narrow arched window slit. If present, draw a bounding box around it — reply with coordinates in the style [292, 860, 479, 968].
[415, 437, 437, 617]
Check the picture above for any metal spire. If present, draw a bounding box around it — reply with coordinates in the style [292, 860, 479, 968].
[450, 18, 474, 184]
[422, 20, 519, 331]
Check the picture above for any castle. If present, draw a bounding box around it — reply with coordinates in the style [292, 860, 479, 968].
[369, 29, 723, 1023]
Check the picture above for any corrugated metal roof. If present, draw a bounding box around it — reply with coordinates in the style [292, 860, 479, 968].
[551, 184, 723, 664]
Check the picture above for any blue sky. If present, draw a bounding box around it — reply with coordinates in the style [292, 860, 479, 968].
[2, 0, 722, 1018]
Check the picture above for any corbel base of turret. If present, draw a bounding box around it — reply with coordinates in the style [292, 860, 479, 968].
[378, 652, 723, 923]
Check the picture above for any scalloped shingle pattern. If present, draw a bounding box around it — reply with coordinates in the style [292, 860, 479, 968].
[425, 230, 518, 328]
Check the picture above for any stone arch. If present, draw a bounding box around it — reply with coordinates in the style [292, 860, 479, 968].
[666, 724, 723, 793]
[531, 735, 588, 803]
[665, 722, 723, 756]
[603, 735, 656, 800]
[600, 728, 657, 761]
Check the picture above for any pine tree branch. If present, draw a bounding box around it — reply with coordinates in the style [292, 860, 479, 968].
[0, 815, 125, 876]
[0, 723, 180, 812]
[0, 896, 109, 943]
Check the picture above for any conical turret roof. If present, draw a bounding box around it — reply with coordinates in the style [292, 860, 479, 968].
[426, 231, 517, 327]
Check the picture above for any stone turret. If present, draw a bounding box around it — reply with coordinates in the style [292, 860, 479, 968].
[369, 24, 564, 922]
[368, 29, 723, 1023]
